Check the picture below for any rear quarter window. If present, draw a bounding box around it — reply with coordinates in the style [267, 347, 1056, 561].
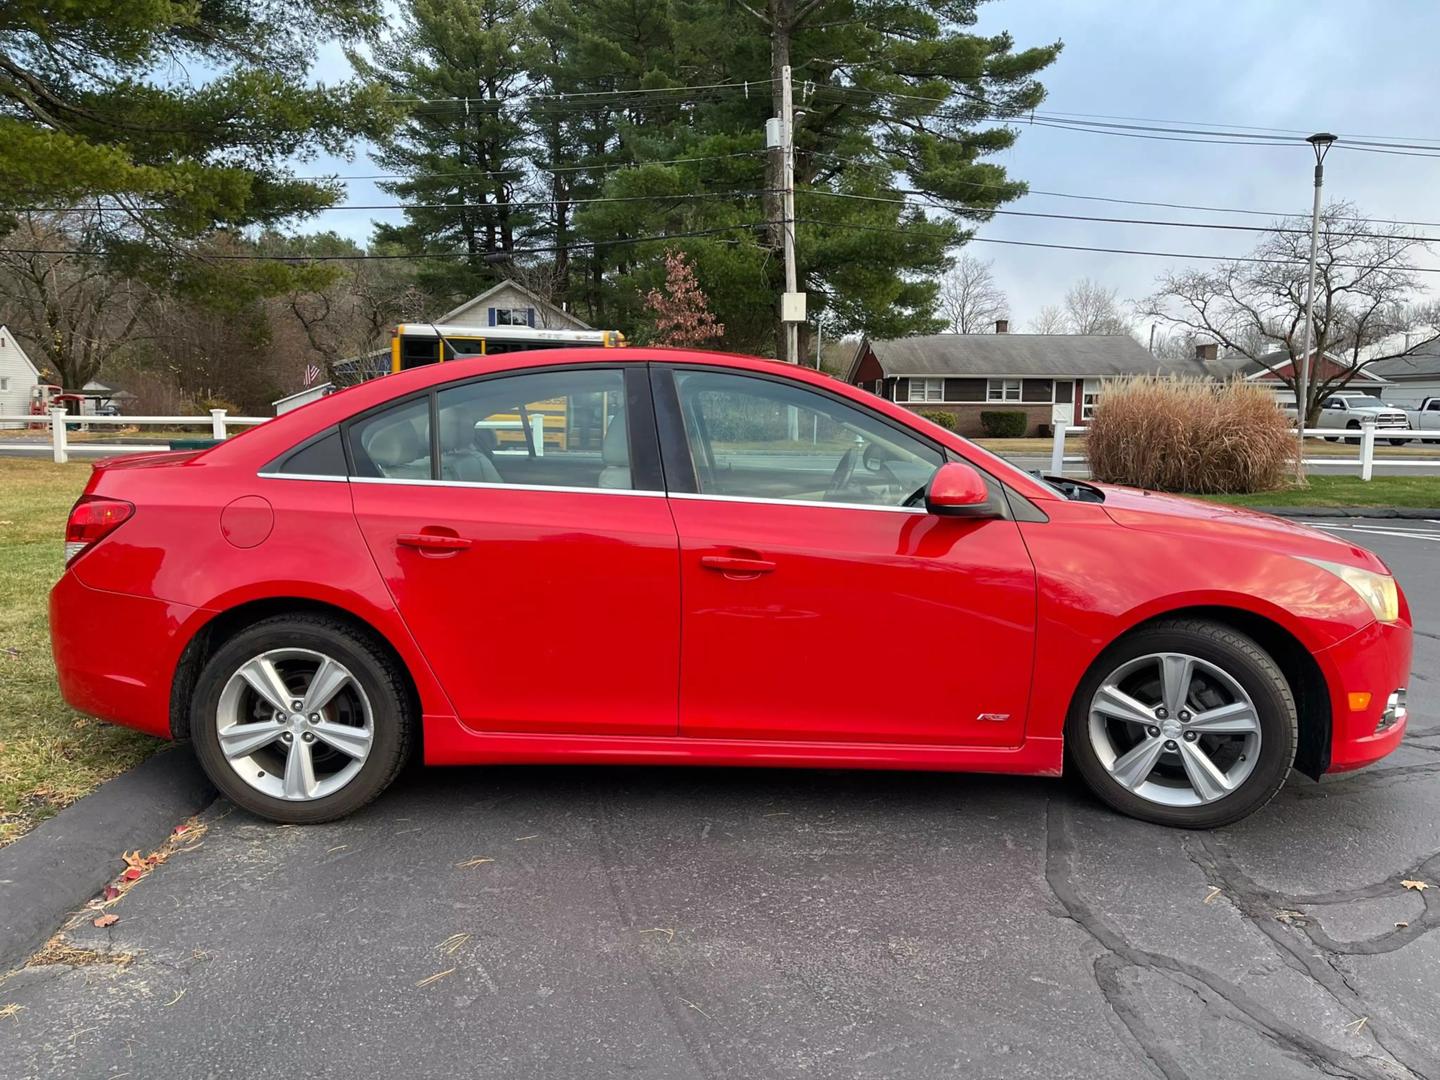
[265, 428, 348, 477]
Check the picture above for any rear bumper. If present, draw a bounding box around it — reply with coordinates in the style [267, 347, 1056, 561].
[49, 571, 199, 739]
[1314, 619, 1413, 773]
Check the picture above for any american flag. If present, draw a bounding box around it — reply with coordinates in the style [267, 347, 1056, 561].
[303, 363, 322, 386]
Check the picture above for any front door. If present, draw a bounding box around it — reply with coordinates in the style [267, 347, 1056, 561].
[348, 365, 680, 736]
[656, 366, 1037, 748]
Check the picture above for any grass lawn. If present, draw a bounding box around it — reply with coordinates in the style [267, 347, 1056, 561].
[1195, 474, 1440, 508]
[0, 459, 155, 844]
[975, 436, 1440, 459]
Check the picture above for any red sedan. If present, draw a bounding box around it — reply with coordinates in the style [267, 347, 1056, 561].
[50, 349, 1411, 828]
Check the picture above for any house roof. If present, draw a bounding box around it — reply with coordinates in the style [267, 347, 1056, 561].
[440, 280, 590, 329]
[1239, 348, 1387, 383]
[850, 333, 1198, 381]
[1366, 340, 1440, 381]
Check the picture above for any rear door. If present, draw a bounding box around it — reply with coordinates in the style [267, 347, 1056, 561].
[348, 365, 680, 736]
[653, 365, 1038, 748]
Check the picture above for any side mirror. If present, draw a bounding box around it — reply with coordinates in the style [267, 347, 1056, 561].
[925, 461, 999, 518]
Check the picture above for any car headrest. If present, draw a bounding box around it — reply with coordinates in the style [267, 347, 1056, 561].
[602, 409, 628, 466]
[367, 421, 426, 468]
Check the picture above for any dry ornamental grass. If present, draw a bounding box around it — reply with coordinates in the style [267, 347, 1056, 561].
[1086, 377, 1296, 495]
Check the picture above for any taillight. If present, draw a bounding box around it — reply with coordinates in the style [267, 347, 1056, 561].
[65, 495, 134, 564]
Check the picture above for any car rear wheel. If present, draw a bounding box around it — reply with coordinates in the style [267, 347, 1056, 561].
[1066, 619, 1297, 828]
[191, 615, 412, 824]
[1345, 419, 1361, 445]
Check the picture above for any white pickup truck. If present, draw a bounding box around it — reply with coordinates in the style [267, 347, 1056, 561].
[1402, 396, 1440, 432]
[1318, 391, 1413, 445]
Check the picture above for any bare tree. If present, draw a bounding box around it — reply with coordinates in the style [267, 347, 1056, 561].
[1028, 304, 1068, 334]
[0, 214, 150, 389]
[1064, 277, 1130, 335]
[937, 256, 1009, 334]
[1142, 201, 1440, 424]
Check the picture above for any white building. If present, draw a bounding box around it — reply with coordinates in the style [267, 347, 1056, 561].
[0, 326, 43, 429]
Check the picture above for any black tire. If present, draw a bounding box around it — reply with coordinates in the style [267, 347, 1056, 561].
[1389, 438, 1410, 447]
[190, 614, 413, 824]
[1066, 619, 1297, 829]
[1345, 420, 1361, 445]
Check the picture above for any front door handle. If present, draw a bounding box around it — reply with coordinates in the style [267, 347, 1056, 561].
[700, 554, 776, 575]
[398, 531, 472, 553]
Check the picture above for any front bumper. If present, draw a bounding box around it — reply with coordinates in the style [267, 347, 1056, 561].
[50, 570, 200, 739]
[1314, 618, 1413, 773]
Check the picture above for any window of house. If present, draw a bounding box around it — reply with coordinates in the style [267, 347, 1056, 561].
[987, 378, 1021, 402]
[0, 377, 8, 391]
[493, 307, 533, 326]
[1082, 389, 1103, 421]
[908, 378, 944, 403]
[673, 370, 943, 508]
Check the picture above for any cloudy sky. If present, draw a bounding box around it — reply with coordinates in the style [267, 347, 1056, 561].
[309, 1, 1440, 329]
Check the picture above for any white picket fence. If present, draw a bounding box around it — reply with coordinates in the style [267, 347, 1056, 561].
[1049, 419, 1440, 481]
[0, 409, 270, 464]
[0, 410, 546, 464]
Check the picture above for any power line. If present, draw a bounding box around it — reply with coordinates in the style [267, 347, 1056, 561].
[16, 189, 775, 215]
[0, 223, 768, 263]
[295, 151, 765, 182]
[796, 189, 1440, 243]
[793, 218, 1440, 273]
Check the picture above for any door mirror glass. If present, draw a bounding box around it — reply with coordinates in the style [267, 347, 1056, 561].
[925, 461, 995, 516]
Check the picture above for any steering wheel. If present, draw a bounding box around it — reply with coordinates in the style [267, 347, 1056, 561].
[825, 447, 858, 499]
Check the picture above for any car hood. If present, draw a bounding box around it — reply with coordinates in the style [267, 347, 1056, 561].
[1097, 485, 1390, 574]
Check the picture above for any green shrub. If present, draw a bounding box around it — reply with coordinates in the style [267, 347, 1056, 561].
[1086, 376, 1294, 494]
[980, 410, 1028, 438]
[916, 409, 957, 431]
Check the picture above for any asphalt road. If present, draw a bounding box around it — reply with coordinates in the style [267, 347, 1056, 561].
[2, 521, 1438, 1080]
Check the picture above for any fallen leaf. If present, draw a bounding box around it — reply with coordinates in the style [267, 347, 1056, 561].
[1400, 879, 1431, 891]
[92, 914, 119, 928]
[122, 868, 142, 882]
[415, 968, 456, 989]
[102, 885, 120, 901]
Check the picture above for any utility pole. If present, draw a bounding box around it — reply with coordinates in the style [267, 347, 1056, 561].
[778, 63, 803, 364]
[1295, 132, 1337, 481]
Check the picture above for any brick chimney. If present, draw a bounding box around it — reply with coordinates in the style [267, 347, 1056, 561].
[1195, 342, 1219, 362]
[995, 319, 1009, 334]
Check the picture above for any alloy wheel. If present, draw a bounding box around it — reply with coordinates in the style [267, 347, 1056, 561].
[1086, 652, 1261, 807]
[215, 648, 375, 801]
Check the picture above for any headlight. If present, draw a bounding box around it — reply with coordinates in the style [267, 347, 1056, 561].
[1300, 557, 1400, 623]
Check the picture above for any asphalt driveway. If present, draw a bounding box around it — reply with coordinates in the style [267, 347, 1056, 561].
[2, 521, 1437, 1080]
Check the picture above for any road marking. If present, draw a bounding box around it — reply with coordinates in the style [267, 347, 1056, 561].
[1310, 523, 1440, 544]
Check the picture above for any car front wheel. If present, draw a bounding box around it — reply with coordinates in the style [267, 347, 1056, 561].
[1067, 619, 1297, 828]
[190, 614, 413, 824]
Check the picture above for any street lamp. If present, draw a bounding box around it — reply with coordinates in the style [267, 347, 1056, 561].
[1295, 132, 1337, 479]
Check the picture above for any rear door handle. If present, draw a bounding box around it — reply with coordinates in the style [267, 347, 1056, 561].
[700, 554, 776, 575]
[398, 531, 472, 553]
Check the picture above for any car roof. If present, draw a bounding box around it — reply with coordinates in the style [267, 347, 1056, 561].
[202, 346, 1058, 502]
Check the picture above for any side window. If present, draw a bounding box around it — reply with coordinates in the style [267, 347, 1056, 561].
[671, 370, 942, 507]
[436, 368, 630, 490]
[349, 397, 432, 479]
[271, 427, 347, 477]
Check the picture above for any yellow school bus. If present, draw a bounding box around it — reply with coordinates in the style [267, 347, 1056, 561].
[390, 323, 627, 374]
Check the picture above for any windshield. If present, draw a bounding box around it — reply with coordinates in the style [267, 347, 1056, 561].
[1339, 395, 1387, 407]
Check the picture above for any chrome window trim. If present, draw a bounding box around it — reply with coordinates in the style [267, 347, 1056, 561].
[256, 472, 350, 483]
[347, 475, 666, 498]
[667, 491, 927, 515]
